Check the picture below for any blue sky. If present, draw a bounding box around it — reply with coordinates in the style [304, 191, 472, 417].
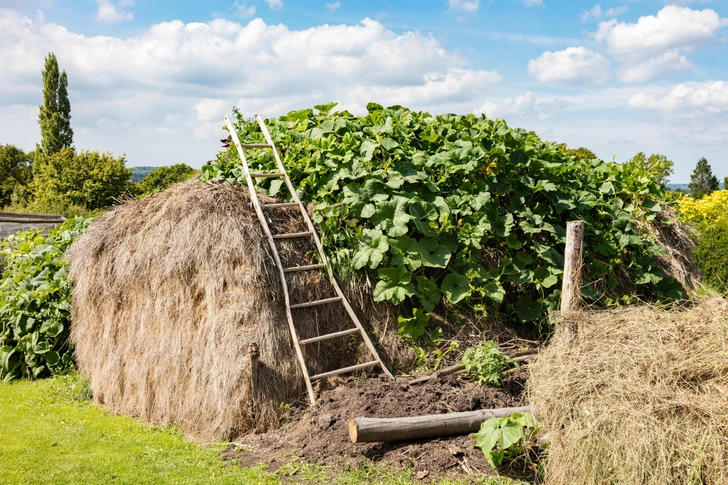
[1, 0, 727, 182]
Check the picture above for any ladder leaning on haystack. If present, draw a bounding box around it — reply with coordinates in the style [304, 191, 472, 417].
[222, 114, 393, 406]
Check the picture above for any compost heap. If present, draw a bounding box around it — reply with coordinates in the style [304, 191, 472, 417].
[529, 298, 728, 485]
[66, 182, 410, 442]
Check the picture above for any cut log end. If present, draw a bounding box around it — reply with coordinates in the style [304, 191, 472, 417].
[348, 419, 358, 443]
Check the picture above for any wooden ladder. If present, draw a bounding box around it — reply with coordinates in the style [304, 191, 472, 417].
[223, 114, 394, 405]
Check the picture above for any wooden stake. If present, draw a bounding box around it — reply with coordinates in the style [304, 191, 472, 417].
[248, 342, 259, 421]
[560, 220, 584, 340]
[348, 406, 531, 443]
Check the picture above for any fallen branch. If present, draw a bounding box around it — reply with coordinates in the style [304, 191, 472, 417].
[348, 405, 531, 443]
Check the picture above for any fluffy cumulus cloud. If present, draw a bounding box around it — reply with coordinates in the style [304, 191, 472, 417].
[448, 0, 479, 13]
[232, 2, 256, 18]
[590, 5, 727, 83]
[629, 81, 728, 116]
[619, 50, 692, 83]
[528, 47, 611, 85]
[325, 1, 340, 13]
[0, 10, 501, 156]
[594, 5, 728, 61]
[95, 0, 133, 23]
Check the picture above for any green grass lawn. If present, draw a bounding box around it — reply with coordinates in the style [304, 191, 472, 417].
[0, 374, 523, 485]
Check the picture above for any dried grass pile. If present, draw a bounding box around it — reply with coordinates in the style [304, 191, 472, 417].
[66, 182, 409, 442]
[529, 298, 728, 485]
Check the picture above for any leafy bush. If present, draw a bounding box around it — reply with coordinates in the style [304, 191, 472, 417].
[0, 217, 91, 380]
[204, 103, 681, 337]
[677, 190, 728, 293]
[133, 164, 198, 196]
[21, 148, 131, 215]
[693, 220, 728, 293]
[461, 340, 515, 386]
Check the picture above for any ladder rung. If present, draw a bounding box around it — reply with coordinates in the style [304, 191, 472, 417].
[283, 263, 325, 273]
[272, 231, 312, 239]
[263, 202, 298, 209]
[240, 144, 272, 149]
[290, 296, 342, 309]
[299, 328, 360, 346]
[250, 172, 284, 178]
[311, 361, 380, 381]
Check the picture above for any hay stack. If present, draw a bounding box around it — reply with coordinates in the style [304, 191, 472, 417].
[529, 298, 728, 485]
[67, 182, 409, 442]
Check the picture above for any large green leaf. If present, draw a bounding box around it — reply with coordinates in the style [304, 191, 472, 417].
[441, 273, 471, 304]
[417, 238, 451, 268]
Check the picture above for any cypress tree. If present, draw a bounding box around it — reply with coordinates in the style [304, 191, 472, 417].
[38, 53, 73, 156]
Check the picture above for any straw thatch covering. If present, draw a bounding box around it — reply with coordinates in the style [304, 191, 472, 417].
[529, 298, 728, 485]
[67, 182, 411, 442]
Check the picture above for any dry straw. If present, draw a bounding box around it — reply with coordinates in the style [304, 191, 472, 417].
[529, 298, 728, 485]
[67, 182, 411, 442]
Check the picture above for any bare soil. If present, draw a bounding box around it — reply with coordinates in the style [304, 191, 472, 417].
[224, 370, 528, 482]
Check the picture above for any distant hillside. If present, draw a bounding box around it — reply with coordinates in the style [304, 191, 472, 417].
[666, 183, 690, 193]
[130, 166, 158, 182]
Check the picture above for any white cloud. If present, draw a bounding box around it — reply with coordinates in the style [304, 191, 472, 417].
[474, 92, 570, 121]
[629, 81, 728, 116]
[582, 5, 602, 22]
[528, 47, 611, 85]
[94, 0, 133, 23]
[448, 0, 479, 13]
[264, 0, 283, 10]
[232, 1, 255, 18]
[0, 11, 502, 158]
[582, 5, 628, 22]
[325, 1, 340, 13]
[594, 5, 728, 61]
[520, 0, 544, 6]
[619, 50, 693, 82]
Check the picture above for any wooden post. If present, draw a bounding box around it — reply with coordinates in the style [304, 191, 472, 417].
[348, 406, 531, 443]
[248, 342, 259, 421]
[560, 220, 584, 340]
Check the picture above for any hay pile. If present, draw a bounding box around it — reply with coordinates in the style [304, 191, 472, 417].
[529, 298, 728, 485]
[67, 182, 409, 442]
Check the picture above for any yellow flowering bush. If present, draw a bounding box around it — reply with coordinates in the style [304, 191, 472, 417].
[677, 190, 728, 227]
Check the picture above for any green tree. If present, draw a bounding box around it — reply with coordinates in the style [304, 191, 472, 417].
[38, 53, 73, 156]
[0, 145, 33, 207]
[134, 164, 198, 195]
[29, 148, 131, 214]
[628, 152, 674, 187]
[724, 175, 727, 190]
[689, 157, 720, 199]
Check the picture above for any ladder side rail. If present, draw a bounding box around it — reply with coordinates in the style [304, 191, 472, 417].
[255, 114, 393, 379]
[223, 116, 317, 405]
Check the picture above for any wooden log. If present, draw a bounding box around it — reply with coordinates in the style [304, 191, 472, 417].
[410, 363, 465, 385]
[560, 220, 584, 340]
[348, 405, 531, 443]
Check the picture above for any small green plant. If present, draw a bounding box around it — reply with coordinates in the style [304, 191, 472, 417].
[279, 401, 292, 422]
[461, 340, 515, 387]
[474, 412, 544, 476]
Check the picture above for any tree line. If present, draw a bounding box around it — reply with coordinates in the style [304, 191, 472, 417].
[1, 53, 196, 217]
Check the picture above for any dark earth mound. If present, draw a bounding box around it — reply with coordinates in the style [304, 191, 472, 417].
[225, 370, 527, 481]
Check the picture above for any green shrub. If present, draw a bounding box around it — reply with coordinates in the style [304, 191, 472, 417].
[0, 217, 91, 380]
[133, 163, 198, 196]
[461, 340, 514, 387]
[694, 220, 728, 293]
[204, 103, 682, 338]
